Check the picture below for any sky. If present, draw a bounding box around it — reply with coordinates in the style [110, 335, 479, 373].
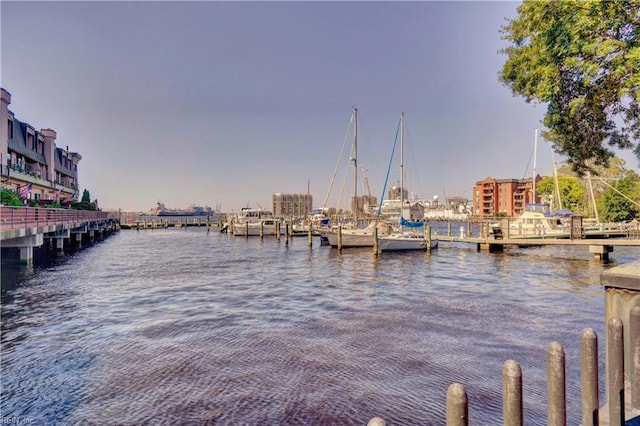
[2, 1, 638, 213]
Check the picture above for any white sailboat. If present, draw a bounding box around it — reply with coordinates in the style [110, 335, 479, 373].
[378, 112, 438, 252]
[324, 107, 391, 248]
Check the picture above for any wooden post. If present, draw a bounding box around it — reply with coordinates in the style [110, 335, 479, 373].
[308, 223, 313, 247]
[426, 225, 432, 252]
[503, 360, 523, 426]
[547, 341, 566, 426]
[285, 222, 289, 244]
[338, 226, 342, 250]
[373, 226, 378, 254]
[607, 317, 624, 426]
[581, 328, 599, 426]
[446, 383, 468, 426]
[245, 221, 249, 238]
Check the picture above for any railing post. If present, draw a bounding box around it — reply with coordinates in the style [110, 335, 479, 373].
[581, 327, 599, 426]
[446, 383, 468, 426]
[502, 360, 523, 426]
[607, 317, 625, 426]
[547, 341, 566, 426]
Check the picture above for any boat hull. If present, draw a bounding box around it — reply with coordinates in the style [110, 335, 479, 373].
[325, 229, 379, 248]
[378, 234, 438, 252]
[232, 222, 281, 236]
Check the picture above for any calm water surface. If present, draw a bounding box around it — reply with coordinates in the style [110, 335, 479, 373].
[2, 227, 638, 425]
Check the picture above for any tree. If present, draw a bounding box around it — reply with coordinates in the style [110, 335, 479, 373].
[81, 189, 91, 203]
[536, 174, 585, 212]
[1, 188, 23, 206]
[499, 1, 640, 175]
[597, 169, 640, 221]
[71, 188, 96, 210]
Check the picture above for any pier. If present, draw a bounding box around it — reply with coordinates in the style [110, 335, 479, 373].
[432, 219, 640, 261]
[437, 235, 640, 261]
[0, 206, 120, 262]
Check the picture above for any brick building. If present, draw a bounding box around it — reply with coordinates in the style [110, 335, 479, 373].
[472, 176, 541, 217]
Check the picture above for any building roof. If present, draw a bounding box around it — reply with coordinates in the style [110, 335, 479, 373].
[54, 148, 78, 177]
[8, 119, 47, 164]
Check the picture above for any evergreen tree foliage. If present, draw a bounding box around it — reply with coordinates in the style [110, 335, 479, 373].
[81, 189, 91, 203]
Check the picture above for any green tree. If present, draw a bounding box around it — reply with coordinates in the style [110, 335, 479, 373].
[598, 169, 640, 221]
[70, 189, 96, 210]
[81, 189, 91, 203]
[500, 1, 640, 175]
[1, 188, 23, 206]
[537, 175, 585, 213]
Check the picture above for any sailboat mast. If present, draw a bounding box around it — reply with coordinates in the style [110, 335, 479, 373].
[585, 164, 599, 223]
[551, 148, 563, 210]
[353, 107, 358, 217]
[533, 128, 538, 204]
[400, 112, 405, 222]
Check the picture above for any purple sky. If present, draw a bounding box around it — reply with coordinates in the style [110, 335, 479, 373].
[2, 1, 637, 213]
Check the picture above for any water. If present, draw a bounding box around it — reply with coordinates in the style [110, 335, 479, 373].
[1, 227, 638, 425]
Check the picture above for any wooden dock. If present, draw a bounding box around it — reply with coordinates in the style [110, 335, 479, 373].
[437, 234, 640, 260]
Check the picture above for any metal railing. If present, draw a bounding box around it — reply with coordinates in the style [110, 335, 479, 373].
[0, 206, 118, 230]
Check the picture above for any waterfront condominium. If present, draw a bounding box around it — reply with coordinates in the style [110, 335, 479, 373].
[0, 88, 80, 204]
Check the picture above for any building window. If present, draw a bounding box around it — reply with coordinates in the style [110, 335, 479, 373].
[7, 119, 13, 139]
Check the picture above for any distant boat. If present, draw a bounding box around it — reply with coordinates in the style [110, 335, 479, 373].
[152, 201, 211, 217]
[232, 207, 282, 236]
[378, 112, 438, 252]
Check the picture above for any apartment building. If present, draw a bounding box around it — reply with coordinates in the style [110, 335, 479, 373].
[272, 193, 313, 218]
[1, 88, 80, 203]
[472, 176, 540, 217]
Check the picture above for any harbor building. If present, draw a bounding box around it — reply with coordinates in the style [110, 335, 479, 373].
[272, 193, 313, 219]
[472, 176, 541, 217]
[1, 88, 80, 203]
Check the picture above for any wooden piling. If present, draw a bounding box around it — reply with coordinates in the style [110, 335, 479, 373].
[503, 360, 523, 426]
[373, 226, 378, 254]
[338, 226, 342, 251]
[308, 224, 313, 247]
[426, 225, 432, 251]
[446, 383, 468, 426]
[607, 317, 624, 426]
[547, 341, 566, 426]
[581, 328, 599, 426]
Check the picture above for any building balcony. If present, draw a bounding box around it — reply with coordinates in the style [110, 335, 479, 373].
[1, 165, 77, 193]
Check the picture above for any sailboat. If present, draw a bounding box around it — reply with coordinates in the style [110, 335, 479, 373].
[378, 112, 438, 252]
[324, 108, 391, 248]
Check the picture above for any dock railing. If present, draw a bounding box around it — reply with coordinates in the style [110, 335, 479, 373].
[0, 205, 118, 230]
